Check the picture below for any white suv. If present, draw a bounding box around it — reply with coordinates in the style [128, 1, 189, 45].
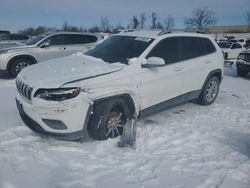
[15, 30, 224, 141]
[0, 32, 102, 77]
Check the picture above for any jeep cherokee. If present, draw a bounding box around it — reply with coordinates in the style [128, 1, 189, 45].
[15, 30, 224, 141]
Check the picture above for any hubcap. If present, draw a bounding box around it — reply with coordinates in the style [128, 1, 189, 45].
[205, 80, 218, 102]
[15, 61, 29, 74]
[106, 110, 123, 138]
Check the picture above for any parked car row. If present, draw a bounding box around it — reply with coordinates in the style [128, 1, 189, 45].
[217, 35, 250, 60]
[14, 30, 224, 141]
[0, 32, 103, 76]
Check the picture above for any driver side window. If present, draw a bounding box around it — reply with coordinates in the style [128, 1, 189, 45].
[44, 35, 65, 45]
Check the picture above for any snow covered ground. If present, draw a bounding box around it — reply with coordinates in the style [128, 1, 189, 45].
[0, 67, 250, 188]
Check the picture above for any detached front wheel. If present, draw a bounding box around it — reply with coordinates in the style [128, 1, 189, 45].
[88, 98, 131, 140]
[10, 58, 33, 77]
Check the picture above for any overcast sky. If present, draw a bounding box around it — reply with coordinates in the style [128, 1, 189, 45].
[0, 0, 249, 32]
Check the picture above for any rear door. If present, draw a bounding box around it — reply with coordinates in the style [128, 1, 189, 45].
[178, 37, 217, 95]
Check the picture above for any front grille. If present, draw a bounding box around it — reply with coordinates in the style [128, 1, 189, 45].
[16, 78, 33, 101]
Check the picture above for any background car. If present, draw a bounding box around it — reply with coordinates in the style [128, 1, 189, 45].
[236, 49, 250, 77]
[218, 41, 243, 59]
[0, 33, 29, 48]
[0, 32, 103, 77]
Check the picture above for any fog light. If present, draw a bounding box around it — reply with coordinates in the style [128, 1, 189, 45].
[42, 119, 67, 130]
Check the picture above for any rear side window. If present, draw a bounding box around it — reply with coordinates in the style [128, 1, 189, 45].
[65, 34, 97, 45]
[147, 37, 179, 64]
[180, 37, 205, 61]
[202, 38, 216, 54]
[179, 37, 216, 61]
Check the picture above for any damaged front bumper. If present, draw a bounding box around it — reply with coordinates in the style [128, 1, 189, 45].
[15, 92, 93, 140]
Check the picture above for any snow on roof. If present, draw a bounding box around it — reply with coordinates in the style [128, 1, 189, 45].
[117, 30, 162, 39]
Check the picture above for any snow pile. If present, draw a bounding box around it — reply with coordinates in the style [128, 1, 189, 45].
[0, 68, 250, 188]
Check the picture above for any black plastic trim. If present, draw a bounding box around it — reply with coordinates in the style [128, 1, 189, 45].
[139, 90, 201, 118]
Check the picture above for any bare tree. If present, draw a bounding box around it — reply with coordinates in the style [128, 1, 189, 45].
[132, 16, 140, 29]
[151, 12, 158, 29]
[19, 26, 51, 36]
[247, 12, 250, 25]
[139, 13, 146, 29]
[100, 16, 112, 33]
[62, 21, 69, 31]
[156, 21, 164, 29]
[164, 16, 175, 30]
[184, 7, 217, 30]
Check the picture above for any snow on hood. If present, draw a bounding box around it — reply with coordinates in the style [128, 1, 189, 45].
[18, 53, 125, 88]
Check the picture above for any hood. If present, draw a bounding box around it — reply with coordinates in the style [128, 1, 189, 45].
[0, 43, 32, 50]
[18, 53, 125, 88]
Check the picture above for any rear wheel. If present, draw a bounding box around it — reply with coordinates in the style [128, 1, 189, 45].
[197, 76, 219, 105]
[88, 98, 131, 140]
[10, 58, 33, 77]
[237, 69, 248, 77]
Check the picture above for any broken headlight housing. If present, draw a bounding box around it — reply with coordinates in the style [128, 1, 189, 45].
[34, 87, 80, 101]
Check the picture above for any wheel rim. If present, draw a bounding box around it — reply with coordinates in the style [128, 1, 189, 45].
[15, 61, 29, 74]
[105, 106, 124, 138]
[205, 80, 218, 102]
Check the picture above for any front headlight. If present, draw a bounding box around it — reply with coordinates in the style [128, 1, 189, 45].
[34, 87, 80, 101]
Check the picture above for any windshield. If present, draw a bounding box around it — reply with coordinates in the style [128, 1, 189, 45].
[25, 34, 48, 45]
[85, 35, 154, 64]
[218, 42, 231, 49]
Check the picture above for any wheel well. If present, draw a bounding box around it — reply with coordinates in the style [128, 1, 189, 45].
[202, 69, 222, 90]
[93, 94, 136, 115]
[7, 55, 37, 74]
[213, 71, 222, 83]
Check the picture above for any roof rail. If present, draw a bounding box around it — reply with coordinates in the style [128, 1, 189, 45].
[158, 29, 206, 36]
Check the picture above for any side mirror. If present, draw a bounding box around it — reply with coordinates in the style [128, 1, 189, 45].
[144, 57, 165, 67]
[40, 41, 50, 48]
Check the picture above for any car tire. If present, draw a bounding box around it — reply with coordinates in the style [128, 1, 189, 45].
[224, 52, 228, 60]
[88, 98, 131, 140]
[237, 69, 248, 77]
[10, 58, 33, 77]
[197, 76, 220, 106]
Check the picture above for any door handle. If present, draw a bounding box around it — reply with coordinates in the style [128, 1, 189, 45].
[174, 67, 183, 72]
[204, 60, 211, 64]
[59, 47, 66, 50]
